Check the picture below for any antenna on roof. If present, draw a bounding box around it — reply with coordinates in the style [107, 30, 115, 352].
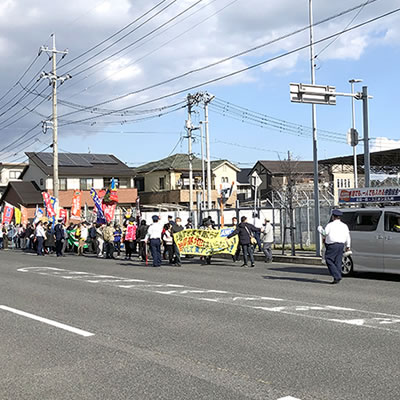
[88, 147, 91, 154]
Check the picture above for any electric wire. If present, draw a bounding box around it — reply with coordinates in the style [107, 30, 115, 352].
[65, 0, 205, 78]
[55, 0, 389, 122]
[55, 6, 400, 128]
[58, 0, 171, 69]
[64, 0, 238, 98]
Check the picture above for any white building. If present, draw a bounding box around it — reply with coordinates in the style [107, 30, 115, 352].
[0, 162, 26, 197]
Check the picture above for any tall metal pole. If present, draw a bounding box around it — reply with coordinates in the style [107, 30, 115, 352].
[199, 121, 206, 208]
[187, 97, 194, 214]
[350, 81, 358, 188]
[309, 0, 321, 256]
[362, 86, 371, 187]
[51, 34, 59, 200]
[204, 100, 212, 210]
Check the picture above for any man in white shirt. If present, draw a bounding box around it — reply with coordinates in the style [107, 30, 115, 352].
[35, 221, 46, 256]
[321, 209, 351, 284]
[261, 218, 274, 263]
[145, 215, 163, 267]
[252, 212, 263, 252]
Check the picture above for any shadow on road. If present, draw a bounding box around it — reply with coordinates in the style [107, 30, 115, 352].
[269, 266, 330, 276]
[262, 275, 330, 284]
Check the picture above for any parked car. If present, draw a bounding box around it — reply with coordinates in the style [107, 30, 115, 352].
[340, 207, 400, 276]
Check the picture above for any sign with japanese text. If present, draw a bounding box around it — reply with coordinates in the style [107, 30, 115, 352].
[339, 187, 400, 204]
[173, 228, 238, 256]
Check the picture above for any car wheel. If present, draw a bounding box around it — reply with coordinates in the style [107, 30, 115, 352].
[342, 255, 354, 276]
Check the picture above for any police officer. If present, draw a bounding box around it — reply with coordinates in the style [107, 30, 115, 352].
[145, 215, 163, 267]
[322, 209, 351, 284]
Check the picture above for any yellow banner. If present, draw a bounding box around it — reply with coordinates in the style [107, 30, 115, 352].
[14, 207, 21, 225]
[174, 228, 238, 256]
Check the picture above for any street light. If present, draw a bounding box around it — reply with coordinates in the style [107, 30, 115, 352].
[349, 78, 362, 188]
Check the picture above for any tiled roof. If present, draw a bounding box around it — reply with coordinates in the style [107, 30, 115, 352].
[133, 153, 239, 173]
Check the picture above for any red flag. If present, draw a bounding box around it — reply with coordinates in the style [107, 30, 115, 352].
[42, 192, 56, 217]
[71, 190, 81, 220]
[2, 204, 14, 225]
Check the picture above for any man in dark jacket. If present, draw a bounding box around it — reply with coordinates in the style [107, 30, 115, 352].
[54, 219, 65, 257]
[172, 217, 184, 266]
[227, 216, 259, 267]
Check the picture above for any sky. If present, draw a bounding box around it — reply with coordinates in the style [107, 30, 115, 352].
[1, 0, 400, 169]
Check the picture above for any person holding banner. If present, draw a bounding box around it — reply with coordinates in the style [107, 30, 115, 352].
[227, 216, 258, 268]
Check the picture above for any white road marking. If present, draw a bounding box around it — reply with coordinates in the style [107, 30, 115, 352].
[17, 267, 400, 333]
[277, 396, 302, 400]
[0, 305, 94, 337]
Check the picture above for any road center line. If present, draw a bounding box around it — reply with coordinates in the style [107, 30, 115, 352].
[17, 267, 400, 333]
[0, 305, 94, 337]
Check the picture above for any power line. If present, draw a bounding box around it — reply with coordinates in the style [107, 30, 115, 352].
[64, 0, 238, 98]
[56, 0, 388, 122]
[315, 0, 374, 58]
[66, 0, 205, 78]
[58, 0, 171, 70]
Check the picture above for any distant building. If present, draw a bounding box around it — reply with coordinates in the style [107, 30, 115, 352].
[236, 168, 252, 202]
[0, 152, 138, 220]
[133, 153, 240, 209]
[0, 162, 26, 197]
[250, 160, 326, 201]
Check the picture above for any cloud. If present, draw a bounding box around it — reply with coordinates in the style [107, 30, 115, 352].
[371, 137, 400, 152]
[1, 0, 400, 159]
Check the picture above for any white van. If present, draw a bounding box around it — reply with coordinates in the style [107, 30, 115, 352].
[340, 207, 400, 276]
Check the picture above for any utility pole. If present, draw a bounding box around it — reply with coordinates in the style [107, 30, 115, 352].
[199, 121, 206, 208]
[362, 86, 371, 187]
[39, 34, 71, 200]
[349, 79, 362, 188]
[286, 151, 296, 256]
[204, 92, 215, 210]
[186, 95, 194, 215]
[308, 0, 321, 257]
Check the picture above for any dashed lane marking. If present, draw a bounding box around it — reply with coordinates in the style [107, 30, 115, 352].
[0, 305, 94, 337]
[17, 266, 400, 333]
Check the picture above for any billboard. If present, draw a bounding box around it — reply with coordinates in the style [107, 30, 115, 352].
[339, 187, 400, 204]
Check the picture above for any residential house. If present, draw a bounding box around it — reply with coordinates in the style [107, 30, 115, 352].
[0, 162, 26, 197]
[0, 181, 43, 220]
[133, 153, 240, 209]
[236, 168, 252, 202]
[15, 152, 137, 218]
[250, 160, 326, 201]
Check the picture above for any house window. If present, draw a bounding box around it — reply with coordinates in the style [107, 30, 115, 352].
[9, 170, 20, 179]
[103, 177, 120, 188]
[80, 178, 94, 191]
[59, 178, 67, 191]
[40, 178, 44, 186]
[159, 177, 165, 190]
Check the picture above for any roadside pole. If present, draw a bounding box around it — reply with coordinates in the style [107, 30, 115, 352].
[362, 86, 371, 187]
[309, 0, 321, 257]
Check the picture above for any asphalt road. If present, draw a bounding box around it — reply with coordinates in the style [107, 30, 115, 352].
[0, 250, 399, 400]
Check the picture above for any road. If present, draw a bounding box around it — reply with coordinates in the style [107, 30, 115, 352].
[0, 250, 399, 399]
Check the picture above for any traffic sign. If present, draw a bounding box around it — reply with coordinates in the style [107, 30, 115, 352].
[290, 83, 336, 105]
[250, 171, 262, 188]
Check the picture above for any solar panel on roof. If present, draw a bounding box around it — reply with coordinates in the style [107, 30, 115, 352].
[65, 154, 92, 167]
[38, 153, 54, 166]
[90, 154, 118, 164]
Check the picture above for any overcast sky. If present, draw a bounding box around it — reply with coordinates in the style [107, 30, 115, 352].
[1, 0, 400, 167]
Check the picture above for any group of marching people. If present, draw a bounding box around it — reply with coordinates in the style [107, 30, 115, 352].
[1, 212, 275, 266]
